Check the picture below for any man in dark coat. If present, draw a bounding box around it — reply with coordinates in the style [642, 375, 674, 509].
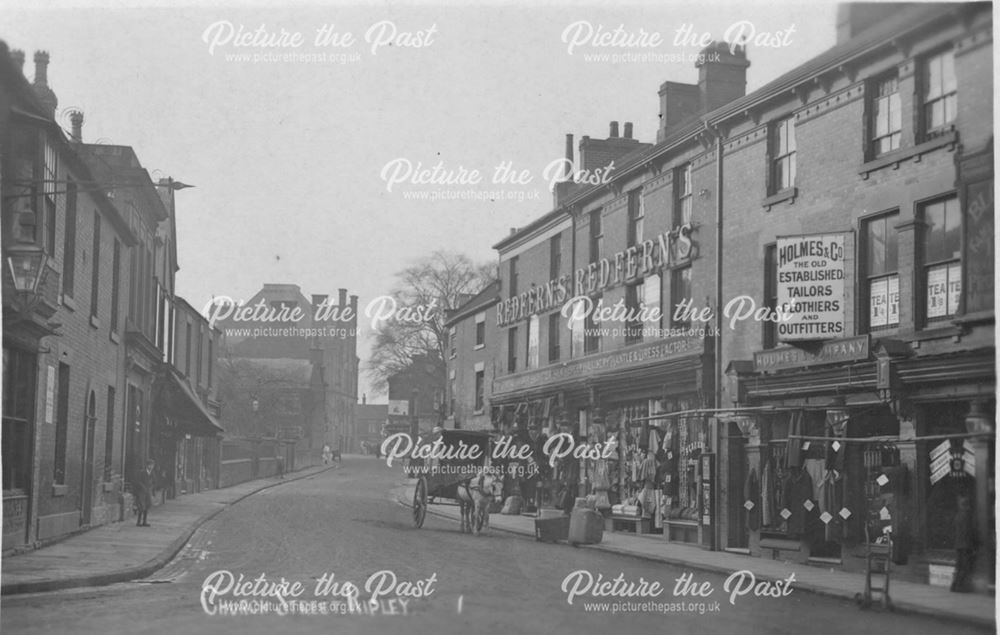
[134, 459, 155, 527]
[951, 495, 978, 592]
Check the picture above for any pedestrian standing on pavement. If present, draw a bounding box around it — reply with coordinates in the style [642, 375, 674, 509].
[951, 494, 978, 592]
[323, 444, 333, 465]
[134, 459, 155, 527]
[276, 453, 285, 479]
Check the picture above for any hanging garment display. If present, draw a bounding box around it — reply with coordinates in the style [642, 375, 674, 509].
[744, 467, 761, 531]
[781, 467, 814, 536]
[786, 411, 803, 469]
[803, 458, 826, 504]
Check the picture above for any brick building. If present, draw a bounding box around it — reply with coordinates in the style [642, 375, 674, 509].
[3, 47, 139, 547]
[353, 397, 388, 454]
[478, 3, 994, 585]
[385, 354, 445, 437]
[444, 280, 500, 431]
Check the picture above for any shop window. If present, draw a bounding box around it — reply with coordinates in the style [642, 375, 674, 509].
[921, 195, 962, 322]
[769, 117, 796, 194]
[104, 387, 115, 481]
[2, 348, 37, 492]
[862, 212, 900, 330]
[870, 72, 902, 157]
[54, 363, 70, 485]
[507, 326, 518, 372]
[550, 233, 561, 279]
[589, 210, 603, 263]
[474, 370, 485, 411]
[670, 267, 692, 329]
[921, 48, 957, 138]
[526, 314, 539, 369]
[548, 312, 561, 362]
[674, 164, 692, 226]
[627, 188, 644, 246]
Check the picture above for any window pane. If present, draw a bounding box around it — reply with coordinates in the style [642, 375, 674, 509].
[925, 54, 942, 100]
[889, 93, 902, 133]
[924, 201, 947, 262]
[787, 120, 796, 152]
[867, 217, 887, 275]
[947, 262, 962, 314]
[870, 278, 888, 328]
[941, 51, 956, 94]
[887, 275, 899, 326]
[926, 264, 949, 318]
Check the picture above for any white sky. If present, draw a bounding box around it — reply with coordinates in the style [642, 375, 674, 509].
[4, 0, 844, 399]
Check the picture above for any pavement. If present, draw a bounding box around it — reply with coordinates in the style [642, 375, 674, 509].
[390, 480, 997, 630]
[1, 461, 341, 596]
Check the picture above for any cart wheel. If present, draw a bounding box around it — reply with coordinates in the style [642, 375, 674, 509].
[413, 477, 428, 528]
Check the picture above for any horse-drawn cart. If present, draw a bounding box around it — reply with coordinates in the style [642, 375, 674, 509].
[409, 429, 496, 533]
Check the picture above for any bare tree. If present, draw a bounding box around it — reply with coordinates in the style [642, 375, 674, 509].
[366, 251, 496, 394]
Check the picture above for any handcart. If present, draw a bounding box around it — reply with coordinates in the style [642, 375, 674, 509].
[856, 525, 893, 610]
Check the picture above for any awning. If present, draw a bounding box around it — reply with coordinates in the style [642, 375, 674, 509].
[160, 370, 224, 437]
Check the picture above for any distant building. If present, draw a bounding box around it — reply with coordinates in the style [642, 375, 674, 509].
[353, 396, 388, 453]
[215, 285, 358, 455]
[386, 354, 444, 436]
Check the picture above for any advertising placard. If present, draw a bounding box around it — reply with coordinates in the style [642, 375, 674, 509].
[776, 233, 846, 341]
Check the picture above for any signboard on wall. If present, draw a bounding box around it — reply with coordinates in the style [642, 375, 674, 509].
[964, 178, 994, 314]
[776, 233, 846, 341]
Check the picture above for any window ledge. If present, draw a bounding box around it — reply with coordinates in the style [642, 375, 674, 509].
[52, 484, 67, 497]
[474, 344, 485, 351]
[89, 315, 101, 329]
[952, 310, 994, 326]
[859, 130, 958, 178]
[474, 409, 485, 416]
[62, 295, 76, 312]
[102, 482, 115, 493]
[109, 330, 120, 345]
[910, 324, 962, 342]
[762, 187, 798, 210]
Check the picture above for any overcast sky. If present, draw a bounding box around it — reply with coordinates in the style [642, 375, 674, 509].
[5, 0, 841, 400]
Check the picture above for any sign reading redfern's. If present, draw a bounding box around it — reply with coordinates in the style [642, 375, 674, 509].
[497, 223, 696, 327]
[775, 233, 846, 342]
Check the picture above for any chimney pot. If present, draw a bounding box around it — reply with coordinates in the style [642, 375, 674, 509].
[623, 122, 633, 139]
[33, 50, 50, 86]
[609, 121, 620, 138]
[69, 110, 84, 143]
[11, 49, 25, 74]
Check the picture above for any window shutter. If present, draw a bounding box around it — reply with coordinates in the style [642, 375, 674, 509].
[764, 126, 773, 195]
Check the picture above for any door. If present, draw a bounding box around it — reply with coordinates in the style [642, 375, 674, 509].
[726, 422, 749, 549]
[81, 391, 97, 525]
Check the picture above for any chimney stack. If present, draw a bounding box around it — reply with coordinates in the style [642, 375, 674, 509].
[609, 121, 620, 138]
[11, 49, 25, 74]
[69, 110, 84, 143]
[623, 122, 633, 139]
[564, 133, 574, 179]
[697, 41, 750, 113]
[338, 288, 347, 307]
[362, 393, 367, 405]
[31, 50, 58, 117]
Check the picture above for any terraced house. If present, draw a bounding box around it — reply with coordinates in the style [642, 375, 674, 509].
[479, 3, 993, 589]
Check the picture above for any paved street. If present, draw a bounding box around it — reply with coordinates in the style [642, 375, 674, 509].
[1, 457, 990, 635]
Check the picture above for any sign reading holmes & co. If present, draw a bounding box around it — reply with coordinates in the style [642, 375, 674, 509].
[753, 335, 870, 372]
[776, 233, 846, 341]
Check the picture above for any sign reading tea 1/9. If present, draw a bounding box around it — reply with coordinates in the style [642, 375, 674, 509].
[776, 233, 846, 341]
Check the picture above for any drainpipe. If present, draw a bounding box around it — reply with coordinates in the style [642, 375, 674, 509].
[707, 118, 725, 553]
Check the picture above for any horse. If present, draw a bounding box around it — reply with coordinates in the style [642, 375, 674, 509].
[455, 471, 501, 535]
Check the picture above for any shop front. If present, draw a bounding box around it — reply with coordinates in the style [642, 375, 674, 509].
[491, 333, 714, 544]
[724, 335, 995, 588]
